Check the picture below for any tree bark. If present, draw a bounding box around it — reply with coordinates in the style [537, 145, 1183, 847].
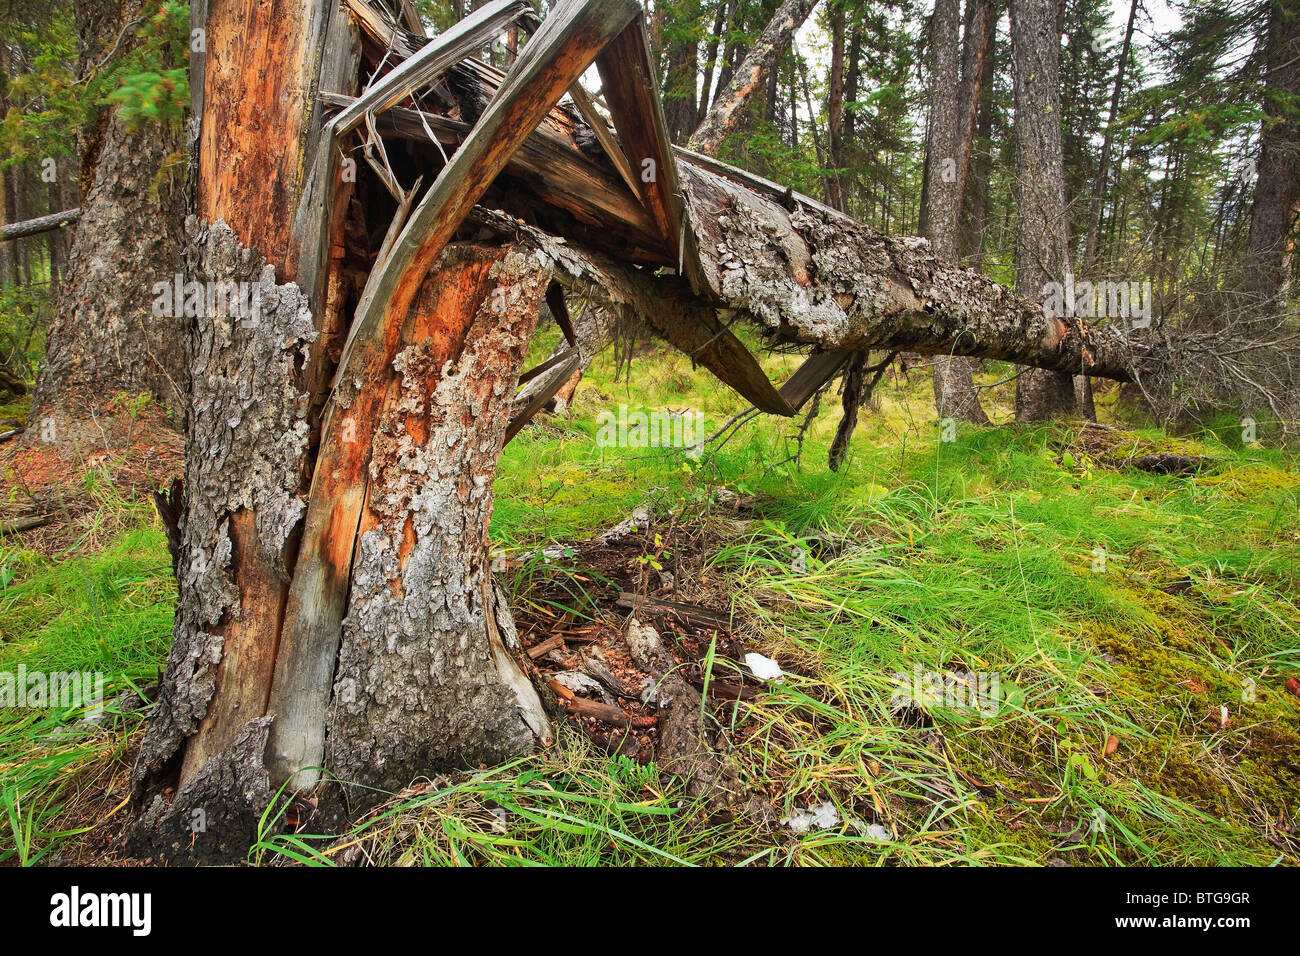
[959, 31, 997, 265]
[660, 0, 701, 142]
[324, 244, 553, 803]
[30, 0, 188, 424]
[1080, 0, 1138, 272]
[826, 0, 846, 212]
[1243, 0, 1300, 321]
[131, 0, 653, 862]
[129, 0, 358, 861]
[1011, 0, 1077, 420]
[687, 0, 821, 154]
[926, 0, 990, 425]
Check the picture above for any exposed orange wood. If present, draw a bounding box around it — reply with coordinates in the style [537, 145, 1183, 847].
[197, 0, 316, 267]
[266, 248, 502, 790]
[179, 509, 288, 782]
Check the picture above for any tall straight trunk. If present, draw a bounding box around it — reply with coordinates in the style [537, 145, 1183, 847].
[0, 168, 17, 285]
[959, 17, 997, 265]
[788, 53, 799, 149]
[660, 0, 700, 142]
[0, 45, 12, 287]
[843, 10, 862, 147]
[955, 0, 996, 202]
[1011, 0, 1077, 421]
[714, 24, 741, 105]
[698, 0, 730, 120]
[927, 0, 990, 425]
[1080, 0, 1138, 272]
[826, 0, 846, 211]
[798, 50, 828, 168]
[30, 0, 188, 424]
[1244, 0, 1300, 320]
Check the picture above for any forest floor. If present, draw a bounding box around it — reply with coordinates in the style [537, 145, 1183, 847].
[1, 326, 1298, 866]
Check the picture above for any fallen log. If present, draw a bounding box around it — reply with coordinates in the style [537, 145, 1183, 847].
[437, 55, 1137, 385]
[0, 514, 53, 535]
[0, 208, 81, 242]
[526, 635, 567, 659]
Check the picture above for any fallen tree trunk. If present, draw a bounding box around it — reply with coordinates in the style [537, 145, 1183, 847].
[432, 63, 1136, 386]
[0, 208, 81, 242]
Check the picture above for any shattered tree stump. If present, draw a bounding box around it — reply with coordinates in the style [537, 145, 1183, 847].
[129, 0, 1142, 863]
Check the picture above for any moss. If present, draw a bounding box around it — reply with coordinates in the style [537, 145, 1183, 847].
[1194, 464, 1300, 500]
[0, 397, 28, 424]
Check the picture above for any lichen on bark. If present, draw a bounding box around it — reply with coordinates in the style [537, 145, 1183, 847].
[132, 218, 317, 800]
[325, 245, 553, 803]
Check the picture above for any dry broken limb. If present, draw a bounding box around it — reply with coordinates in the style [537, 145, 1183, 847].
[129, 0, 1145, 863]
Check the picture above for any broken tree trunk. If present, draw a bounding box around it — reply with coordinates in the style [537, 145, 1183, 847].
[129, 0, 358, 861]
[436, 54, 1133, 400]
[266, 0, 637, 794]
[129, 0, 1144, 864]
[323, 244, 554, 801]
[687, 0, 822, 156]
[676, 163, 1132, 380]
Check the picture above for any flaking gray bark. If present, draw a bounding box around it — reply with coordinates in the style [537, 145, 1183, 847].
[128, 220, 318, 858]
[1010, 0, 1078, 420]
[325, 244, 553, 801]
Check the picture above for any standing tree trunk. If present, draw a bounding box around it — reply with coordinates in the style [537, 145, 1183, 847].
[660, 0, 701, 142]
[959, 29, 997, 266]
[30, 0, 188, 427]
[1080, 0, 1138, 273]
[927, 0, 990, 426]
[826, 0, 846, 211]
[1011, 0, 1077, 421]
[698, 0, 730, 124]
[1243, 0, 1300, 321]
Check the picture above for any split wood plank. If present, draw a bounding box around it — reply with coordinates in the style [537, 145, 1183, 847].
[778, 349, 855, 411]
[545, 281, 577, 346]
[295, 0, 532, 307]
[506, 351, 582, 444]
[594, 19, 684, 264]
[566, 82, 640, 197]
[517, 345, 578, 386]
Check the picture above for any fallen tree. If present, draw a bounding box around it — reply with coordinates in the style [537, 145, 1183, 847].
[129, 0, 1141, 863]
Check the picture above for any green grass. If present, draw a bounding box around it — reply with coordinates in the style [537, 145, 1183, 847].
[1, 340, 1297, 865]
[0, 480, 172, 863]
